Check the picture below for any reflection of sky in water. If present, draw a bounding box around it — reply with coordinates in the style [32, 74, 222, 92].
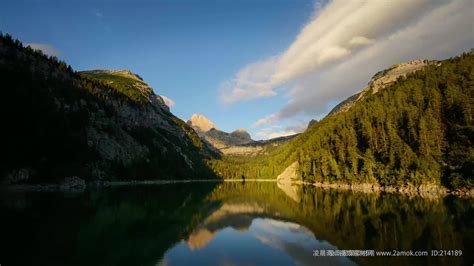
[158, 218, 355, 266]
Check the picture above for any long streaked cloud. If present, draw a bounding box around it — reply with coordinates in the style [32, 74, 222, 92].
[220, 56, 279, 104]
[26, 43, 60, 56]
[221, 0, 474, 132]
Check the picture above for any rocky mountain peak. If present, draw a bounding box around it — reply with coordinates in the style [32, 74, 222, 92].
[187, 114, 219, 133]
[368, 59, 437, 93]
[186, 115, 256, 153]
[230, 128, 252, 141]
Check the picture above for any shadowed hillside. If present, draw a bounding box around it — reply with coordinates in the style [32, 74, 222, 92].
[0, 33, 218, 184]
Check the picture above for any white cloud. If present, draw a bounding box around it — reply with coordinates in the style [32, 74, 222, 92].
[161, 95, 175, 108]
[95, 12, 103, 18]
[220, 0, 473, 129]
[220, 56, 279, 104]
[255, 122, 307, 140]
[274, 0, 474, 122]
[26, 43, 60, 56]
[256, 127, 293, 140]
[253, 113, 281, 128]
[349, 36, 374, 47]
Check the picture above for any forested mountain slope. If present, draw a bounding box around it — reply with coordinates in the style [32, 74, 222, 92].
[328, 59, 438, 115]
[210, 51, 473, 190]
[0, 33, 217, 184]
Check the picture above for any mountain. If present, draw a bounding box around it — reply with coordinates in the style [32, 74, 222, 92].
[329, 59, 438, 115]
[0, 33, 217, 184]
[187, 114, 219, 133]
[79, 69, 171, 111]
[210, 52, 473, 191]
[187, 114, 254, 152]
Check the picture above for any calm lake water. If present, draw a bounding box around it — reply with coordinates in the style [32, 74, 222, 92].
[1, 182, 473, 266]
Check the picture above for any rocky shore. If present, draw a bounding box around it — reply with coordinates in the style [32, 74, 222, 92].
[311, 181, 474, 198]
[3, 177, 473, 198]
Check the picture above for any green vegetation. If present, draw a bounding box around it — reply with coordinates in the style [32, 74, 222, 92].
[1, 183, 217, 266]
[1, 31, 471, 190]
[79, 71, 152, 104]
[2, 182, 471, 266]
[208, 182, 473, 266]
[210, 52, 474, 189]
[0, 33, 216, 183]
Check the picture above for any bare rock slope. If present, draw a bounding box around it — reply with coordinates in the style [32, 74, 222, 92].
[187, 114, 255, 153]
[329, 59, 438, 115]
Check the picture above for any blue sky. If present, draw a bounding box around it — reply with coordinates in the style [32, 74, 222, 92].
[2, 0, 472, 139]
[1, 0, 315, 138]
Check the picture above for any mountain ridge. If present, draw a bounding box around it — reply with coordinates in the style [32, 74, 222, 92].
[187, 114, 255, 153]
[0, 33, 217, 184]
[209, 51, 473, 193]
[329, 59, 439, 115]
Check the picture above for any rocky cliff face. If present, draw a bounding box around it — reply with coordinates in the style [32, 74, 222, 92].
[187, 114, 219, 133]
[0, 34, 217, 183]
[230, 128, 252, 141]
[329, 59, 439, 115]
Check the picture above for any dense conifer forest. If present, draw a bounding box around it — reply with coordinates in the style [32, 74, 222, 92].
[210, 52, 473, 189]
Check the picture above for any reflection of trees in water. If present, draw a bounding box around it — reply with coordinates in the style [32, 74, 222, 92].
[206, 182, 473, 266]
[2, 182, 471, 266]
[0, 184, 218, 266]
[75, 184, 218, 266]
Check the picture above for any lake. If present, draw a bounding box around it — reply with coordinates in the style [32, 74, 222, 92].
[1, 181, 472, 266]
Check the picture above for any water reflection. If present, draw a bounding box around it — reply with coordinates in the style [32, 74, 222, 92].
[161, 217, 354, 266]
[1, 182, 473, 266]
[277, 180, 300, 202]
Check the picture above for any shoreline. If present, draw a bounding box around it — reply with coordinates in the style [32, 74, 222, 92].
[307, 181, 474, 198]
[3, 178, 472, 198]
[1, 178, 277, 192]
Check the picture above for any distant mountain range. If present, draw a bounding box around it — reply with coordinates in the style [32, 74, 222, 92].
[187, 114, 256, 153]
[187, 114, 299, 155]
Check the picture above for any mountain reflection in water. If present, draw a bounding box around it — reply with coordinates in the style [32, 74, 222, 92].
[1, 181, 473, 266]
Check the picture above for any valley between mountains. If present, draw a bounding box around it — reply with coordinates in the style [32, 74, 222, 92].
[1, 33, 472, 197]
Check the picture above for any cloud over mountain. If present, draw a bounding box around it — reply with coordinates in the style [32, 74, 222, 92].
[220, 0, 474, 133]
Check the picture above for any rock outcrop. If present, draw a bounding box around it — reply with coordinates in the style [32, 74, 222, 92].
[230, 128, 252, 142]
[276, 161, 299, 184]
[187, 114, 219, 133]
[329, 59, 438, 115]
